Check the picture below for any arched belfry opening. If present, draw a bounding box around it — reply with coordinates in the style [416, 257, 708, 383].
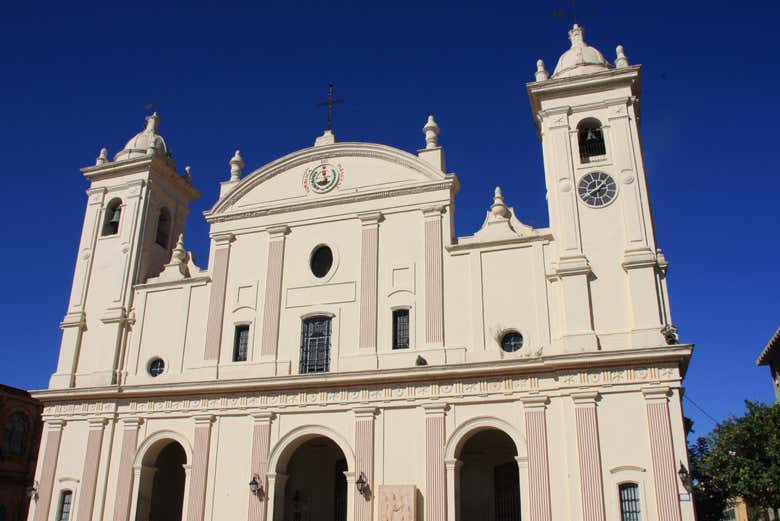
[274, 435, 349, 521]
[135, 440, 187, 521]
[458, 428, 520, 521]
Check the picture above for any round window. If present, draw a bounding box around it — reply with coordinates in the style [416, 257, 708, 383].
[148, 358, 165, 377]
[310, 245, 333, 278]
[500, 331, 524, 353]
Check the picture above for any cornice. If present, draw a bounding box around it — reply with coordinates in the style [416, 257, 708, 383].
[32, 344, 693, 404]
[81, 155, 201, 200]
[447, 231, 552, 254]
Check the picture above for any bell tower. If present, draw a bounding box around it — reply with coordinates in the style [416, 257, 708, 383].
[528, 25, 672, 353]
[49, 113, 200, 389]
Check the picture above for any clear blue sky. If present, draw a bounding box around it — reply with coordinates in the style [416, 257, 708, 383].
[1, 1, 777, 436]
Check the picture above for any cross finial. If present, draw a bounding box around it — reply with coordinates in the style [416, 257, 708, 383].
[316, 83, 345, 133]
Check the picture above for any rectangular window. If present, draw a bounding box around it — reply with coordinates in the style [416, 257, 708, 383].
[392, 309, 410, 349]
[619, 483, 641, 521]
[233, 325, 249, 362]
[300, 316, 332, 373]
[58, 491, 73, 521]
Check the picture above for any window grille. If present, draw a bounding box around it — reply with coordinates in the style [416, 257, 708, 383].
[392, 309, 410, 349]
[234, 325, 249, 362]
[619, 483, 641, 521]
[578, 121, 607, 161]
[300, 316, 332, 373]
[58, 491, 73, 521]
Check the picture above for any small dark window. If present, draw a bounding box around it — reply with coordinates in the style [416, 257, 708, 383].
[619, 483, 641, 521]
[578, 119, 606, 162]
[3, 413, 28, 456]
[0, 504, 6, 521]
[148, 358, 165, 377]
[57, 491, 73, 521]
[233, 325, 249, 362]
[300, 316, 332, 373]
[392, 309, 410, 349]
[102, 198, 122, 236]
[310, 245, 333, 278]
[155, 207, 171, 247]
[500, 331, 524, 353]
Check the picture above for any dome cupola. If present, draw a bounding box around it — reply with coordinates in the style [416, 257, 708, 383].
[552, 24, 611, 79]
[113, 112, 174, 168]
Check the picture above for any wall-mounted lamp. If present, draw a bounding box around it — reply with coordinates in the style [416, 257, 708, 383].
[356, 471, 370, 497]
[249, 475, 264, 499]
[26, 480, 39, 500]
[677, 462, 693, 493]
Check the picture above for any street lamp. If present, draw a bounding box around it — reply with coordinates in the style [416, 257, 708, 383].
[356, 471, 369, 497]
[677, 462, 693, 493]
[249, 475, 263, 499]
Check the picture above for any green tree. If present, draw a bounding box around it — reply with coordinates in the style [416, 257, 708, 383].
[688, 436, 729, 521]
[698, 401, 780, 518]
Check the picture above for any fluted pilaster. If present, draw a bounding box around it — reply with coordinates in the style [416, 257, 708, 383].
[186, 416, 214, 521]
[112, 418, 142, 521]
[523, 397, 552, 521]
[248, 413, 274, 521]
[573, 392, 606, 521]
[424, 404, 447, 521]
[76, 418, 108, 521]
[358, 213, 382, 350]
[423, 207, 444, 346]
[204, 233, 235, 360]
[643, 387, 683, 521]
[260, 226, 290, 359]
[33, 419, 65, 521]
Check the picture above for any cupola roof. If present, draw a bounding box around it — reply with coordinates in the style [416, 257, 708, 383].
[114, 113, 175, 167]
[552, 24, 611, 79]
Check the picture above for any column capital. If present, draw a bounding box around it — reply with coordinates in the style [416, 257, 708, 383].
[357, 211, 383, 226]
[422, 205, 445, 218]
[211, 232, 236, 246]
[87, 417, 109, 430]
[45, 419, 66, 431]
[422, 403, 449, 416]
[120, 417, 143, 429]
[641, 386, 671, 402]
[522, 395, 550, 410]
[572, 391, 601, 406]
[251, 412, 275, 424]
[444, 458, 463, 471]
[267, 225, 291, 239]
[353, 407, 378, 420]
[194, 415, 215, 427]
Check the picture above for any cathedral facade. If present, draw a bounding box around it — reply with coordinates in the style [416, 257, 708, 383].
[29, 25, 695, 521]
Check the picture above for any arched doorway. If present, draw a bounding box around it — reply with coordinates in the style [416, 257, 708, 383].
[277, 436, 348, 521]
[459, 429, 520, 521]
[135, 440, 187, 521]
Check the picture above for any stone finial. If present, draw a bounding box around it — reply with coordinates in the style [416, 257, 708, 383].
[314, 129, 336, 147]
[184, 166, 192, 183]
[229, 150, 244, 181]
[95, 148, 109, 166]
[489, 186, 511, 220]
[423, 115, 440, 149]
[535, 59, 549, 81]
[569, 23, 584, 46]
[170, 233, 187, 264]
[615, 45, 629, 68]
[145, 112, 160, 133]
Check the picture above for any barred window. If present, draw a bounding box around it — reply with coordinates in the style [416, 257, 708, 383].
[58, 491, 73, 521]
[233, 325, 249, 362]
[578, 118, 607, 162]
[619, 483, 641, 521]
[392, 309, 410, 349]
[300, 316, 332, 373]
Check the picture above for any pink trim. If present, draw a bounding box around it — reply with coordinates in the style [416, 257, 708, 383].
[260, 237, 287, 358]
[424, 407, 446, 521]
[33, 421, 64, 521]
[75, 421, 106, 521]
[524, 406, 552, 521]
[645, 394, 683, 521]
[355, 410, 376, 521]
[359, 226, 379, 350]
[204, 245, 232, 360]
[424, 212, 444, 345]
[112, 420, 140, 521]
[186, 419, 213, 521]
[248, 415, 273, 521]
[574, 399, 606, 521]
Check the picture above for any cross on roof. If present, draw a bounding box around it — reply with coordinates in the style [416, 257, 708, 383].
[316, 83, 344, 132]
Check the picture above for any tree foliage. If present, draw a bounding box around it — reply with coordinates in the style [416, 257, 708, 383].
[692, 401, 780, 518]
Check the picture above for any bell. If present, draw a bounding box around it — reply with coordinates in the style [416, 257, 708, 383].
[585, 129, 599, 142]
[109, 208, 121, 224]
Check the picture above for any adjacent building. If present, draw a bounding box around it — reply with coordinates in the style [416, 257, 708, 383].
[1, 385, 42, 521]
[28, 25, 695, 521]
[756, 326, 780, 402]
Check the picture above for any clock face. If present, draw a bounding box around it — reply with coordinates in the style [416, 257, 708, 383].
[578, 171, 617, 207]
[304, 163, 343, 194]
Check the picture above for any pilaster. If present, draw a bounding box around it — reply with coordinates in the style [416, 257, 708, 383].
[76, 418, 108, 521]
[358, 213, 382, 352]
[354, 407, 377, 521]
[32, 419, 65, 521]
[260, 226, 291, 362]
[423, 207, 445, 347]
[522, 396, 552, 521]
[642, 387, 683, 521]
[423, 403, 447, 521]
[186, 415, 214, 521]
[204, 233, 236, 361]
[113, 418, 142, 521]
[572, 392, 606, 521]
[248, 413, 275, 521]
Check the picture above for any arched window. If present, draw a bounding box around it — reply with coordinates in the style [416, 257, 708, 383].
[578, 118, 606, 162]
[618, 483, 641, 521]
[300, 316, 332, 374]
[155, 207, 171, 247]
[3, 413, 28, 456]
[57, 490, 73, 521]
[102, 198, 122, 236]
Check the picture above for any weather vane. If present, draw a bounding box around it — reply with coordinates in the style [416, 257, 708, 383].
[316, 83, 344, 132]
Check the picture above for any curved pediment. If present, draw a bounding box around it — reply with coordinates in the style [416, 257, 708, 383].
[205, 142, 451, 221]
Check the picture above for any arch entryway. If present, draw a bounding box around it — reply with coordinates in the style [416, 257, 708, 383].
[267, 426, 356, 521]
[445, 418, 527, 521]
[131, 433, 191, 521]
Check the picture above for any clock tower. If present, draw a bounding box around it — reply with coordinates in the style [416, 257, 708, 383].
[528, 25, 672, 354]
